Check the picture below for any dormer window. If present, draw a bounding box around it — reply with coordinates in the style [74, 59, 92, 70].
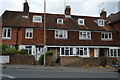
[33, 15, 42, 22]
[97, 19, 105, 26]
[57, 18, 63, 24]
[78, 19, 85, 25]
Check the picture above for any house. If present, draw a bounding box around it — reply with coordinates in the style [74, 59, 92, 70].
[1, 1, 120, 63]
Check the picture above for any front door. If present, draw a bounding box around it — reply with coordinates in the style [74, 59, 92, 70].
[100, 48, 105, 57]
[90, 48, 94, 57]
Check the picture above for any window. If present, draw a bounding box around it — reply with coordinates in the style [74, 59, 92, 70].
[55, 30, 68, 39]
[101, 32, 112, 40]
[78, 19, 85, 25]
[60, 47, 89, 57]
[33, 15, 42, 22]
[2, 28, 11, 39]
[57, 18, 63, 24]
[25, 28, 33, 39]
[98, 19, 105, 26]
[79, 31, 91, 40]
[109, 49, 120, 57]
[25, 46, 32, 55]
[61, 47, 73, 56]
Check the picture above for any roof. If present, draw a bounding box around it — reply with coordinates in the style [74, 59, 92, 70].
[1, 10, 116, 31]
[107, 11, 120, 24]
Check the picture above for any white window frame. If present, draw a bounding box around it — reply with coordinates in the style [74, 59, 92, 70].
[55, 30, 68, 39]
[25, 28, 33, 39]
[79, 31, 91, 40]
[2, 28, 11, 39]
[57, 18, 63, 24]
[98, 19, 105, 26]
[101, 32, 112, 40]
[60, 47, 89, 57]
[33, 15, 42, 22]
[109, 48, 120, 57]
[78, 18, 85, 25]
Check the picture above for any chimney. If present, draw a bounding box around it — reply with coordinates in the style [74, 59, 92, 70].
[100, 8, 107, 18]
[65, 5, 71, 17]
[23, 0, 29, 16]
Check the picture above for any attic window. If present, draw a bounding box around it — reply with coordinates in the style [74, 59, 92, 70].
[78, 19, 85, 25]
[57, 18, 63, 24]
[97, 19, 105, 26]
[33, 15, 42, 22]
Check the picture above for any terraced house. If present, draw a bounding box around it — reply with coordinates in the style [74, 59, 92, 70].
[1, 1, 120, 63]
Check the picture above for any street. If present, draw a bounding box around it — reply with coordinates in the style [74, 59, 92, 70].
[2, 68, 120, 78]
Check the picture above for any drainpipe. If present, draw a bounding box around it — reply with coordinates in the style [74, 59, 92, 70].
[15, 28, 19, 50]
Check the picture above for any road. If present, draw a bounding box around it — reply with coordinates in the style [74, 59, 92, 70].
[2, 68, 120, 78]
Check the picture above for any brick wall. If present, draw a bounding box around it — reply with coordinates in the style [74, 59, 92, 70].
[10, 55, 35, 65]
[60, 56, 117, 67]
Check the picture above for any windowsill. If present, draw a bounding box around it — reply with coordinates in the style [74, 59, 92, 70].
[25, 38, 33, 39]
[33, 21, 42, 23]
[2, 38, 11, 40]
[101, 39, 112, 41]
[55, 37, 68, 39]
[79, 38, 91, 40]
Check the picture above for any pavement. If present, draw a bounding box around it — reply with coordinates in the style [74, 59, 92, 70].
[2, 64, 117, 72]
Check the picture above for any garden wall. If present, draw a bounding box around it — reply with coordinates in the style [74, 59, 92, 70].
[60, 56, 117, 67]
[10, 55, 35, 65]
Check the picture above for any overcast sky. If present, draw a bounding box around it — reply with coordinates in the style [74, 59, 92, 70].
[0, 0, 120, 17]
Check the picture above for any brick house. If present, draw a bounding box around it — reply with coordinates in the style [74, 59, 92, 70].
[1, 1, 120, 62]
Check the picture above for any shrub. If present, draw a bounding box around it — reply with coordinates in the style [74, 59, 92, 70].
[4, 47, 18, 55]
[38, 54, 44, 65]
[45, 51, 53, 55]
[19, 49, 29, 55]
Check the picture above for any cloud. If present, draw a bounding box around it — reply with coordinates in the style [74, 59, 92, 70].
[0, 0, 119, 17]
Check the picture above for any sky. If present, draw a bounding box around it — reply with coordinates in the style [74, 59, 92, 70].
[0, 0, 120, 17]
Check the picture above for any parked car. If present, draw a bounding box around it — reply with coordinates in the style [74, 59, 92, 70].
[112, 60, 120, 72]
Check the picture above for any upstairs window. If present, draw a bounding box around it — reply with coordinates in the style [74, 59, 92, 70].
[101, 32, 112, 40]
[97, 19, 105, 26]
[33, 15, 42, 22]
[2, 28, 11, 39]
[78, 19, 85, 25]
[79, 31, 91, 40]
[55, 30, 68, 39]
[57, 18, 63, 24]
[25, 28, 33, 39]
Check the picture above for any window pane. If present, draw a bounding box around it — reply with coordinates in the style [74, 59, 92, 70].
[30, 33, 32, 37]
[61, 48, 64, 55]
[3, 29, 7, 37]
[65, 50, 69, 55]
[84, 48, 87, 55]
[76, 48, 79, 55]
[7, 29, 11, 37]
[114, 49, 117, 57]
[70, 48, 73, 55]
[110, 49, 113, 56]
[118, 49, 120, 57]
[80, 50, 83, 55]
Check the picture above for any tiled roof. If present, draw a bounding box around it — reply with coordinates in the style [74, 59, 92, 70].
[107, 11, 120, 24]
[1, 10, 116, 31]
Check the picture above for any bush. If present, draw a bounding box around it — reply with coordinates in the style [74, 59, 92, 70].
[4, 47, 18, 55]
[19, 49, 29, 55]
[45, 51, 53, 55]
[39, 54, 44, 65]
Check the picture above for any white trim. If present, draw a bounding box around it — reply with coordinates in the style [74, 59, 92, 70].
[101, 32, 112, 41]
[2, 28, 12, 39]
[46, 45, 119, 48]
[79, 31, 91, 40]
[78, 18, 85, 25]
[33, 15, 42, 22]
[25, 28, 33, 39]
[55, 29, 68, 39]
[97, 19, 105, 26]
[57, 18, 64, 24]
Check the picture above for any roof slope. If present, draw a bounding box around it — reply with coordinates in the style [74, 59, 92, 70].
[1, 10, 115, 31]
